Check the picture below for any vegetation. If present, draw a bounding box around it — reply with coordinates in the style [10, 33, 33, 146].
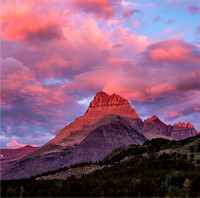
[1, 135, 200, 197]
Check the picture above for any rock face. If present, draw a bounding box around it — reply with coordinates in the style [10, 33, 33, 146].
[143, 115, 171, 139]
[1, 91, 198, 180]
[87, 92, 138, 118]
[67, 116, 148, 165]
[170, 122, 197, 140]
[144, 117, 197, 140]
[48, 91, 140, 147]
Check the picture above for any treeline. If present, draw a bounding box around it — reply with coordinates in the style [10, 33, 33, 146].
[2, 152, 200, 197]
[104, 134, 200, 164]
[24, 134, 200, 178]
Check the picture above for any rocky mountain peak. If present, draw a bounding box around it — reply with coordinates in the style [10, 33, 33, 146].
[173, 122, 195, 129]
[187, 123, 195, 129]
[86, 91, 139, 119]
[88, 91, 130, 109]
[146, 115, 159, 121]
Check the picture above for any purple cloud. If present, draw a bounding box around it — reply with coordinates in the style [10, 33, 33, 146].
[188, 6, 199, 15]
[153, 16, 161, 22]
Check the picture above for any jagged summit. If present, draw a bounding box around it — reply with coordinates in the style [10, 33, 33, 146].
[173, 122, 195, 129]
[85, 91, 140, 119]
[87, 91, 131, 112]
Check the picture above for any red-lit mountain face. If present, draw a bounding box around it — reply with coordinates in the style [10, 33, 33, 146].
[1, 92, 198, 180]
[144, 116, 197, 140]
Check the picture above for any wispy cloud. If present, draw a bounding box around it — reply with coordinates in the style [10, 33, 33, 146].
[121, 0, 155, 7]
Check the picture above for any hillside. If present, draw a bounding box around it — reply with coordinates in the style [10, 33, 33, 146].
[0, 145, 39, 171]
[1, 135, 200, 197]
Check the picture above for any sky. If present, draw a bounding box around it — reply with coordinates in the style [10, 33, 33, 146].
[1, 0, 200, 148]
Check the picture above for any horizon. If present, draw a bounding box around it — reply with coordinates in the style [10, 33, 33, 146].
[1, 0, 200, 149]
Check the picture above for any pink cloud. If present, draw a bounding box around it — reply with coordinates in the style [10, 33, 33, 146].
[150, 47, 188, 62]
[32, 120, 41, 125]
[1, 0, 200, 148]
[108, 58, 132, 68]
[194, 107, 200, 112]
[1, 1, 62, 41]
[184, 70, 200, 78]
[1, 56, 70, 108]
[121, 1, 154, 7]
[38, 135, 46, 138]
[68, 63, 177, 102]
[164, 111, 183, 117]
[146, 83, 176, 101]
[21, 82, 49, 95]
[162, 28, 174, 36]
[6, 140, 26, 148]
[149, 41, 200, 62]
[103, 87, 146, 101]
[111, 25, 149, 54]
[72, 0, 121, 19]
[123, 8, 140, 17]
[33, 138, 42, 141]
[153, 16, 161, 22]
[1, 57, 33, 88]
[170, 33, 184, 40]
[188, 6, 199, 15]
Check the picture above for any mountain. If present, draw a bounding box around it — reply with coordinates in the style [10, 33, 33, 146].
[67, 116, 148, 165]
[0, 145, 39, 171]
[49, 91, 140, 147]
[170, 122, 197, 140]
[0, 92, 144, 180]
[1, 91, 198, 180]
[142, 115, 171, 139]
[144, 116, 197, 140]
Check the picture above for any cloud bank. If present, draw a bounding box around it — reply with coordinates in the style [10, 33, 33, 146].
[1, 0, 200, 148]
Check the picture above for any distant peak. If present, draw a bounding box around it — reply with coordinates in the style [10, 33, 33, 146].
[24, 145, 31, 147]
[174, 122, 195, 129]
[22, 145, 38, 149]
[146, 115, 159, 121]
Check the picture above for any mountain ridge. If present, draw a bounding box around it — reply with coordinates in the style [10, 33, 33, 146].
[1, 91, 198, 180]
[0, 145, 39, 171]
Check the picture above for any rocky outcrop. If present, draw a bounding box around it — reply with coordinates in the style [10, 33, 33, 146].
[141, 115, 173, 140]
[87, 92, 137, 117]
[144, 117, 197, 140]
[170, 122, 197, 140]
